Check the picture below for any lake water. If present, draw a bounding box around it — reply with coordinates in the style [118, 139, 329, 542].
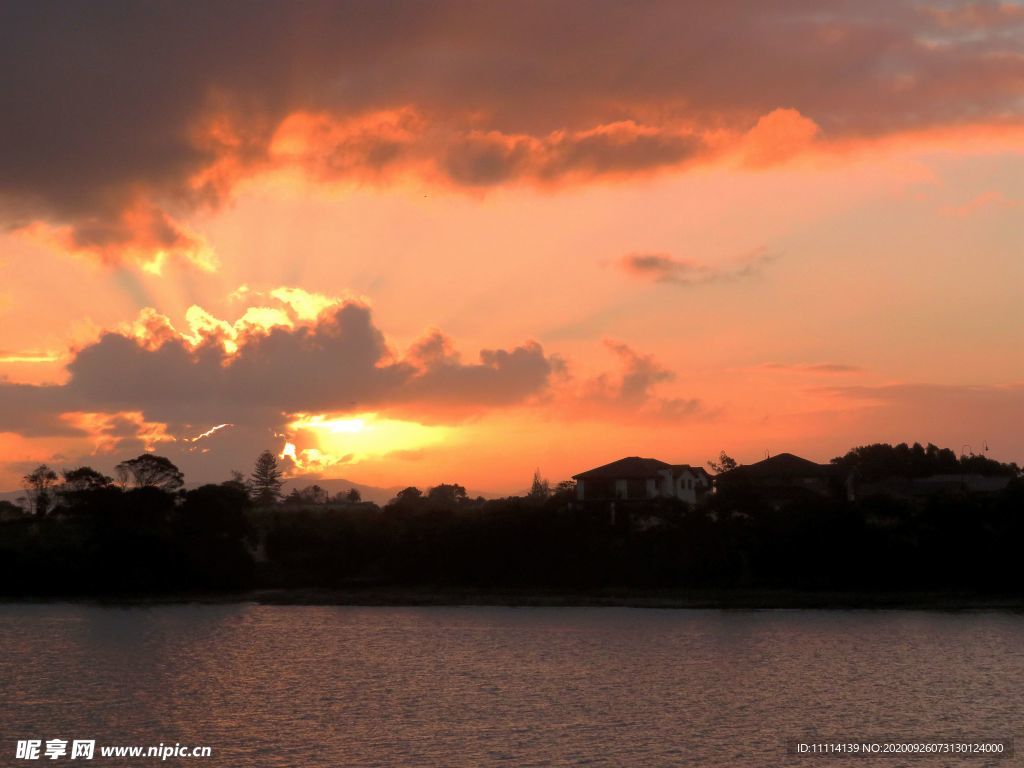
[1, 604, 1021, 767]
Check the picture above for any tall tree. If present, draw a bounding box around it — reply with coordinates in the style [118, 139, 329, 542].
[58, 466, 114, 510]
[115, 454, 185, 492]
[527, 469, 550, 502]
[249, 450, 284, 505]
[22, 464, 58, 515]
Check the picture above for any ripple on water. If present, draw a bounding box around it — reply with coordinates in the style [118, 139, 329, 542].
[0, 605, 1021, 767]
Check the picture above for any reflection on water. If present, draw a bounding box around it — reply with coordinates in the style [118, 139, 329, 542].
[1, 605, 1021, 766]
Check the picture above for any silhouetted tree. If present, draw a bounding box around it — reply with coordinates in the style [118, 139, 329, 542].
[707, 451, 738, 473]
[344, 488, 362, 503]
[832, 442, 1019, 481]
[552, 479, 577, 500]
[115, 454, 184, 492]
[250, 450, 284, 505]
[22, 464, 58, 515]
[57, 466, 115, 512]
[7, 437, 1024, 599]
[301, 485, 329, 504]
[527, 469, 550, 502]
[221, 470, 248, 493]
[388, 486, 423, 510]
[281, 485, 330, 505]
[61, 466, 113, 492]
[427, 483, 467, 508]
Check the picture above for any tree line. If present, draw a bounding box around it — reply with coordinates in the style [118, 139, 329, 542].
[0, 443, 1020, 597]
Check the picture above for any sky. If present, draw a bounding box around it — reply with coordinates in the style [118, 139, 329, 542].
[0, 0, 1022, 494]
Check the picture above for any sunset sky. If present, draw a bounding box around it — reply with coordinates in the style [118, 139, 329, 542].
[1, 0, 1022, 493]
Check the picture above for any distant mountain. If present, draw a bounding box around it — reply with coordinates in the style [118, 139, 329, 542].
[280, 477, 404, 506]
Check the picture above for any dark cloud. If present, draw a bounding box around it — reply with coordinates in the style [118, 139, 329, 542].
[0, 302, 557, 438]
[442, 123, 705, 186]
[0, 384, 86, 438]
[403, 342, 561, 410]
[3, 1, 1024, 264]
[621, 248, 777, 285]
[761, 362, 862, 373]
[602, 340, 675, 405]
[577, 339, 703, 420]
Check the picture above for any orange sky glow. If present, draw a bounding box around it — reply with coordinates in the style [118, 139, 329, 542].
[0, 2, 1022, 494]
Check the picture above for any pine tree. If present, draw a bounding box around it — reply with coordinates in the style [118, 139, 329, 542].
[249, 449, 284, 505]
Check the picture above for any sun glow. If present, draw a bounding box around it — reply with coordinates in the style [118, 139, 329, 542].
[0, 351, 60, 363]
[281, 412, 448, 472]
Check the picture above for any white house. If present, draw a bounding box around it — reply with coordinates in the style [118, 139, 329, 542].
[572, 456, 712, 505]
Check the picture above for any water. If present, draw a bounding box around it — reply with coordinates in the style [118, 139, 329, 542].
[1, 604, 1021, 767]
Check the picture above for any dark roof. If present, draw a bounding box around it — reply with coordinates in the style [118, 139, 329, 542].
[716, 452, 836, 481]
[573, 456, 671, 480]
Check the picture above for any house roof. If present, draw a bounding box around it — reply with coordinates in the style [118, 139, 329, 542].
[716, 452, 836, 481]
[573, 456, 671, 480]
[673, 464, 712, 480]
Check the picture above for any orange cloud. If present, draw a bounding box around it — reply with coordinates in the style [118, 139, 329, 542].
[268, 109, 426, 182]
[120, 287, 338, 356]
[739, 108, 820, 168]
[543, 340, 703, 424]
[16, 202, 217, 275]
[5, 2, 1024, 271]
[62, 411, 175, 455]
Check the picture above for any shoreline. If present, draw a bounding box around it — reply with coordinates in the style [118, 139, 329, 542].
[2, 587, 1023, 610]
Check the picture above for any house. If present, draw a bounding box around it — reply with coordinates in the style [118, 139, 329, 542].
[572, 457, 712, 505]
[713, 452, 846, 500]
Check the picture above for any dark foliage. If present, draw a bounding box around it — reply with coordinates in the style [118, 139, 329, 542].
[0, 482, 253, 595]
[1, 444, 1022, 597]
[832, 442, 1019, 481]
[251, 479, 1024, 593]
[249, 450, 284, 505]
[115, 454, 185, 492]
